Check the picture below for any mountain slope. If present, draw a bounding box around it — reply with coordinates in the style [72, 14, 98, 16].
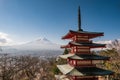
[12, 38, 61, 50]
[0, 38, 63, 56]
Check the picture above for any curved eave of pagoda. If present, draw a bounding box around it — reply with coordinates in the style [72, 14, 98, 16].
[68, 57, 109, 60]
[59, 53, 110, 60]
[57, 64, 114, 76]
[62, 30, 104, 39]
[67, 54, 110, 60]
[61, 44, 70, 48]
[61, 42, 106, 48]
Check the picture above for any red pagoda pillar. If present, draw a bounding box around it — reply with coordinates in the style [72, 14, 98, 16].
[56, 7, 113, 80]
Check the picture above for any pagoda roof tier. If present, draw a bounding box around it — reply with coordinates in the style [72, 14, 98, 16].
[59, 54, 109, 60]
[61, 42, 105, 48]
[57, 64, 114, 76]
[62, 30, 104, 39]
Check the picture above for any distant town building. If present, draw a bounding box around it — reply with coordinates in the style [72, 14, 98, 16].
[56, 7, 113, 80]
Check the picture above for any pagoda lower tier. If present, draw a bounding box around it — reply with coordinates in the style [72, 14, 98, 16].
[57, 53, 114, 80]
[58, 53, 110, 67]
[57, 64, 113, 80]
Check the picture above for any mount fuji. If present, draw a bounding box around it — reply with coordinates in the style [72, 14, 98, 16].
[0, 38, 63, 56]
[13, 38, 61, 50]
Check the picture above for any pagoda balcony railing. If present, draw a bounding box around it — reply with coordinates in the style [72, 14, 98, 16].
[72, 40, 93, 43]
[68, 61, 96, 67]
[75, 64, 96, 67]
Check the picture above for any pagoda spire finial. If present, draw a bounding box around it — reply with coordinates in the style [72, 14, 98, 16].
[78, 6, 83, 31]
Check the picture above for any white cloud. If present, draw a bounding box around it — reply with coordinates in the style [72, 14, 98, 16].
[0, 32, 13, 46]
[94, 40, 112, 44]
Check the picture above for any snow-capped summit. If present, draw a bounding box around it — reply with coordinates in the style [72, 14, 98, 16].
[42, 38, 51, 42]
[13, 38, 61, 50]
[29, 37, 52, 45]
[35, 38, 51, 42]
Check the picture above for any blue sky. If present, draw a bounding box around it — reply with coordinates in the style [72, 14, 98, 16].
[0, 0, 120, 45]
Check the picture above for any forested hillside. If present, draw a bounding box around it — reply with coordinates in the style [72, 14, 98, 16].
[0, 54, 56, 80]
[97, 40, 120, 80]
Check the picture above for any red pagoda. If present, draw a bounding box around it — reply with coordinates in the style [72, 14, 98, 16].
[57, 7, 113, 80]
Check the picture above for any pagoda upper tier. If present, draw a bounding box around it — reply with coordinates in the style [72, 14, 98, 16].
[61, 41, 105, 48]
[62, 30, 104, 39]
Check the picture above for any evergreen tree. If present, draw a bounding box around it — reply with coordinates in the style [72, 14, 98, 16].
[63, 48, 69, 55]
[52, 65, 60, 75]
[52, 48, 69, 75]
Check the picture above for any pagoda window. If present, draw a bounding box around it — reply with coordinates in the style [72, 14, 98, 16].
[73, 60, 76, 66]
[71, 46, 90, 53]
[77, 35, 88, 38]
[68, 60, 77, 66]
[75, 35, 89, 42]
[71, 46, 77, 53]
[77, 49, 90, 52]
[76, 49, 90, 53]
[92, 60, 103, 64]
[76, 60, 92, 66]
[77, 46, 89, 49]
[76, 76, 98, 80]
[67, 59, 69, 62]
[72, 36, 77, 41]
[74, 47, 77, 52]
[72, 35, 89, 42]
[76, 46, 90, 53]
[76, 37, 88, 41]
[69, 60, 73, 65]
[74, 49, 77, 52]
[71, 47, 73, 53]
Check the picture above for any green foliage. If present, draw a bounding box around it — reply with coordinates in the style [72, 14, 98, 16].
[57, 58, 67, 65]
[52, 65, 60, 75]
[56, 48, 68, 65]
[104, 62, 112, 70]
[63, 48, 69, 55]
[53, 48, 69, 75]
[99, 48, 118, 57]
